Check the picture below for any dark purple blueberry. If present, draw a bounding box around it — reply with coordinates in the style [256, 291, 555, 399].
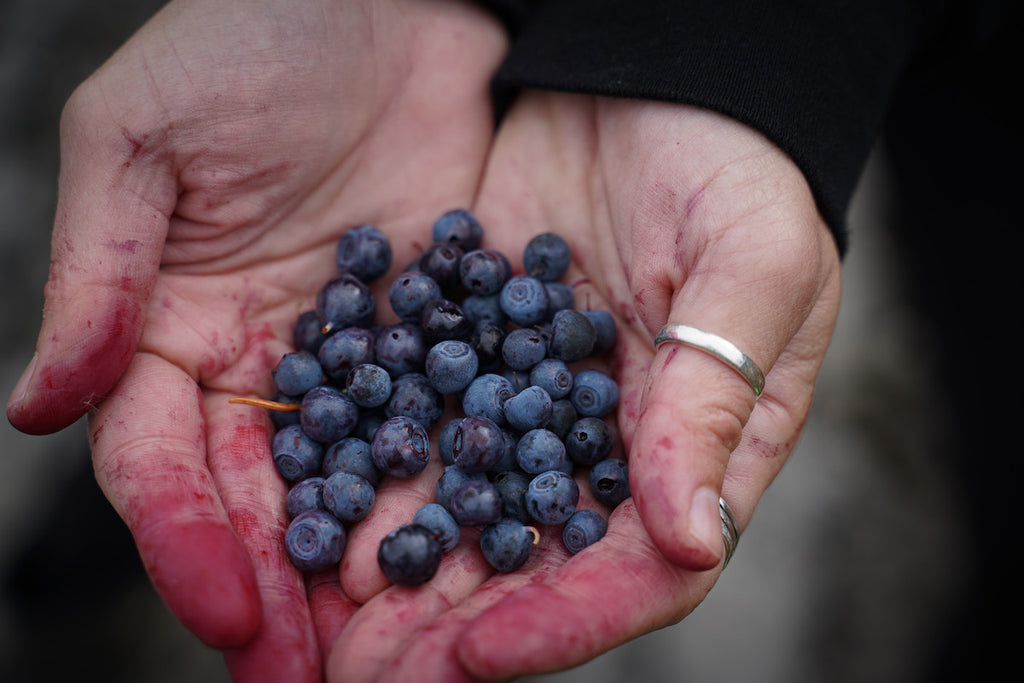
[300, 385, 360, 444]
[492, 470, 532, 523]
[322, 471, 376, 523]
[589, 458, 630, 508]
[525, 470, 580, 525]
[285, 510, 346, 572]
[388, 271, 443, 322]
[336, 224, 392, 283]
[345, 363, 392, 409]
[322, 437, 380, 487]
[412, 502, 461, 552]
[435, 464, 487, 511]
[385, 372, 444, 431]
[499, 275, 550, 326]
[564, 417, 614, 467]
[449, 478, 503, 527]
[425, 339, 479, 394]
[458, 248, 512, 296]
[529, 358, 573, 401]
[470, 322, 507, 374]
[544, 282, 576, 318]
[285, 477, 325, 519]
[272, 350, 324, 397]
[480, 519, 535, 573]
[317, 326, 376, 383]
[377, 523, 443, 587]
[461, 294, 508, 329]
[451, 415, 506, 474]
[515, 428, 569, 475]
[581, 309, 617, 356]
[461, 373, 515, 426]
[419, 297, 473, 344]
[271, 424, 325, 482]
[437, 418, 462, 466]
[569, 369, 620, 418]
[292, 309, 329, 355]
[501, 327, 549, 372]
[546, 399, 578, 439]
[316, 273, 376, 334]
[370, 415, 430, 479]
[523, 232, 571, 282]
[431, 208, 484, 251]
[562, 509, 607, 554]
[548, 309, 596, 363]
[504, 385, 553, 432]
[374, 323, 427, 377]
[418, 244, 464, 294]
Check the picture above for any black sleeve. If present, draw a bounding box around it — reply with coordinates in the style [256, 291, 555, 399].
[474, 0, 965, 255]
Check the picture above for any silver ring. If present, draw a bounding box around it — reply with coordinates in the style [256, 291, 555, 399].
[654, 324, 765, 397]
[719, 497, 739, 567]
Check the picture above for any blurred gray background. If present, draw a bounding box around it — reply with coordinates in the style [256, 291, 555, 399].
[1, 1, 1014, 682]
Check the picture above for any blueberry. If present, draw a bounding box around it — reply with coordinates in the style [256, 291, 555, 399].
[564, 417, 614, 467]
[504, 385, 553, 432]
[336, 224, 392, 283]
[525, 470, 580, 525]
[581, 309, 617, 356]
[589, 458, 630, 508]
[285, 476, 325, 519]
[470, 322, 507, 374]
[322, 437, 380, 487]
[272, 350, 324, 397]
[569, 369, 620, 418]
[562, 509, 607, 554]
[322, 471, 376, 523]
[316, 273, 376, 334]
[544, 282, 576, 318]
[499, 275, 550, 326]
[388, 271, 442, 322]
[412, 503, 461, 552]
[425, 339, 479, 394]
[515, 428, 569, 475]
[377, 523, 443, 586]
[546, 399, 578, 439]
[548, 309, 596, 363]
[317, 326, 376, 383]
[449, 478, 503, 527]
[529, 358, 573, 401]
[480, 519, 536, 573]
[385, 372, 444, 431]
[345, 363, 392, 409]
[292, 309, 329, 355]
[300, 385, 360, 444]
[374, 323, 427, 377]
[461, 294, 508, 329]
[437, 418, 462, 466]
[285, 510, 346, 572]
[418, 244, 464, 294]
[451, 415, 506, 473]
[523, 232, 571, 282]
[462, 373, 515, 426]
[419, 297, 473, 344]
[501, 327, 549, 372]
[435, 464, 487, 511]
[272, 424, 325, 482]
[458, 248, 511, 296]
[432, 208, 484, 251]
[370, 415, 430, 479]
[492, 470, 532, 523]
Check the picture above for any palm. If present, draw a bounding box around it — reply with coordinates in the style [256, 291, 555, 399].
[325, 92, 841, 681]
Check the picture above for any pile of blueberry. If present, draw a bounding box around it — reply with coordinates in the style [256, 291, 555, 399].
[253, 210, 630, 587]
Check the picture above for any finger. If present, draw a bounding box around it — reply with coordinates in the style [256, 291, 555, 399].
[89, 353, 261, 649]
[306, 570, 359, 661]
[7, 86, 176, 434]
[207, 392, 322, 683]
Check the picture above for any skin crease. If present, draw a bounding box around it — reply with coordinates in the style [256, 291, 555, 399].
[5, 2, 841, 682]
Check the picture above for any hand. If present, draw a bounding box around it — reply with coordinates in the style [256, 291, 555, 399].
[5, 0, 506, 679]
[325, 92, 842, 680]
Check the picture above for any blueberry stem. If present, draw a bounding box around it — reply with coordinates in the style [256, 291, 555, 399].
[527, 526, 541, 545]
[228, 396, 302, 411]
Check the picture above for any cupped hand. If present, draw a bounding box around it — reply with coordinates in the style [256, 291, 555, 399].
[325, 91, 842, 681]
[5, 0, 506, 680]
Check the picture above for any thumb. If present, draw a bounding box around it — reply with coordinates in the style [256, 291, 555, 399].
[6, 86, 175, 434]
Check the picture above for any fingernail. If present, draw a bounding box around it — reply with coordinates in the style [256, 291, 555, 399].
[688, 486, 724, 563]
[8, 352, 38, 408]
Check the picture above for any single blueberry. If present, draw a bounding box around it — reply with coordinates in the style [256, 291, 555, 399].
[425, 339, 479, 394]
[388, 271, 442, 322]
[529, 358, 574, 401]
[480, 519, 536, 573]
[501, 327, 549, 372]
[523, 232, 571, 282]
[492, 470, 532, 523]
[581, 309, 617, 356]
[548, 309, 596, 363]
[431, 208, 484, 251]
[285, 510, 346, 573]
[470, 321, 507, 374]
[271, 424, 325, 482]
[562, 509, 608, 554]
[285, 477, 325, 519]
[419, 297, 473, 344]
[544, 282, 575, 317]
[449, 478, 503, 527]
[435, 464, 487, 511]
[385, 372, 444, 431]
[272, 350, 324, 397]
[322, 471, 376, 523]
[504, 385, 554, 432]
[370, 415, 430, 479]
[316, 273, 376, 334]
[317, 326, 376, 383]
[569, 369, 620, 418]
[451, 415, 506, 474]
[335, 224, 392, 283]
[292, 309, 329, 355]
[461, 294, 508, 329]
[345, 362, 392, 409]
[300, 385, 360, 444]
[589, 458, 630, 508]
[499, 275, 550, 326]
[458, 248, 512, 296]
[525, 470, 580, 525]
[374, 323, 427, 377]
[564, 417, 614, 467]
[377, 524, 443, 587]
[462, 373, 516, 426]
[418, 244, 464, 294]
[322, 437, 380, 487]
[412, 503, 461, 552]
[515, 428, 569, 475]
